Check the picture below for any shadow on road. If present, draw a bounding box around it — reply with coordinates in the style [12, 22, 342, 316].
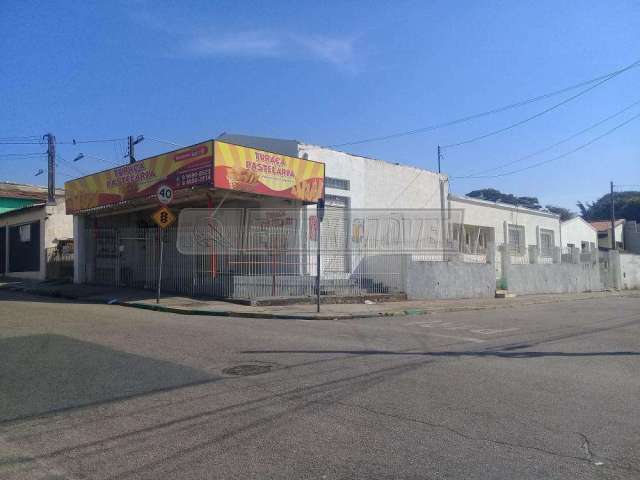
[241, 349, 640, 358]
[0, 334, 218, 423]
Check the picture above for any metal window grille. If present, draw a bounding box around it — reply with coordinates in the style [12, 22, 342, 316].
[540, 229, 554, 257]
[508, 224, 525, 256]
[324, 177, 350, 191]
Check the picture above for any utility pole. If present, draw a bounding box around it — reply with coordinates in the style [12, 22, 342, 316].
[610, 181, 616, 250]
[45, 133, 56, 205]
[438, 146, 446, 259]
[128, 135, 135, 164]
[127, 135, 144, 164]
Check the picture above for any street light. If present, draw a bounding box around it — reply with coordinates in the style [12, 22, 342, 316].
[34, 168, 44, 176]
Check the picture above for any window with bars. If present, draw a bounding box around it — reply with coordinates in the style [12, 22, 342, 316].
[507, 224, 525, 255]
[540, 229, 554, 256]
[325, 177, 350, 191]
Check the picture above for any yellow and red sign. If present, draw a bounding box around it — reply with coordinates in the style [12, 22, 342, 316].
[65, 141, 214, 214]
[65, 140, 325, 213]
[214, 142, 324, 202]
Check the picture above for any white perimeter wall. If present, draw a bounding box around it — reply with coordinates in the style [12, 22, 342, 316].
[619, 253, 640, 290]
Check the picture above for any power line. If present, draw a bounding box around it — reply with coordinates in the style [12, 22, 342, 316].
[145, 136, 186, 148]
[56, 155, 87, 176]
[0, 137, 126, 146]
[442, 58, 640, 149]
[452, 111, 640, 179]
[454, 98, 640, 178]
[327, 57, 640, 149]
[0, 152, 46, 157]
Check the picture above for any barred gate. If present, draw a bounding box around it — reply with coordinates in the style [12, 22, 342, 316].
[83, 207, 464, 299]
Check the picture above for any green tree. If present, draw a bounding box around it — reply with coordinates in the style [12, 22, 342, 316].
[466, 188, 541, 209]
[545, 205, 576, 221]
[577, 191, 640, 221]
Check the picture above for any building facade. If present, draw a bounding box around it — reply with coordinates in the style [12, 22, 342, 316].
[560, 217, 598, 252]
[448, 194, 561, 278]
[0, 189, 72, 280]
[590, 219, 625, 250]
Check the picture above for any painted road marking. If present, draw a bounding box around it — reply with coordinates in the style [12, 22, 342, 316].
[404, 320, 520, 338]
[426, 333, 486, 343]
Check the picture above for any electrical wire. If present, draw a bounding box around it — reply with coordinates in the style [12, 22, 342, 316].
[0, 152, 46, 157]
[443, 59, 640, 149]
[56, 155, 87, 176]
[453, 111, 640, 179]
[454, 98, 640, 178]
[145, 136, 186, 148]
[327, 57, 640, 149]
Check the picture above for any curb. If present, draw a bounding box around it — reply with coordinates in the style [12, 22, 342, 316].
[116, 301, 431, 320]
[3, 283, 637, 321]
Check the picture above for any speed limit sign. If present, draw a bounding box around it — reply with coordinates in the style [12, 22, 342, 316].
[157, 184, 173, 205]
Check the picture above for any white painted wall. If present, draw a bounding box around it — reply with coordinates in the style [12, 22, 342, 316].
[298, 144, 446, 209]
[449, 195, 560, 247]
[619, 253, 640, 290]
[448, 194, 560, 279]
[560, 217, 597, 251]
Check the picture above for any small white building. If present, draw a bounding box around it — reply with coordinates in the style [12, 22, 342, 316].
[560, 217, 598, 252]
[448, 194, 561, 277]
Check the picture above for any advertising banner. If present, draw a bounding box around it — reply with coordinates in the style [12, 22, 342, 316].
[213, 141, 324, 203]
[65, 141, 213, 213]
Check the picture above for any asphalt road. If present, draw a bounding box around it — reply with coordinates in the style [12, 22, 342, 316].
[1, 290, 639, 479]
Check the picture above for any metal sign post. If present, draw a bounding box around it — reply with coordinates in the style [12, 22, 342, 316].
[156, 228, 164, 304]
[151, 204, 176, 304]
[316, 198, 325, 313]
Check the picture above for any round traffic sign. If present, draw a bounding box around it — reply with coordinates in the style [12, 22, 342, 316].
[157, 184, 173, 204]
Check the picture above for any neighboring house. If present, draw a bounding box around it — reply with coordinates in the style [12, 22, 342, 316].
[0, 181, 50, 213]
[623, 220, 640, 254]
[0, 185, 72, 280]
[589, 219, 625, 250]
[560, 217, 598, 252]
[448, 194, 561, 278]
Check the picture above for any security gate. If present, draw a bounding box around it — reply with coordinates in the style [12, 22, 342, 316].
[83, 207, 464, 300]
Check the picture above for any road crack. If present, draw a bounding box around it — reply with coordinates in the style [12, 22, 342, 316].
[333, 400, 591, 463]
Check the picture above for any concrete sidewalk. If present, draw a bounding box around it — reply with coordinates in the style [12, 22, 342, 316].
[1, 278, 638, 320]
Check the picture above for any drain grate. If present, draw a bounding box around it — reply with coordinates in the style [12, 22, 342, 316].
[223, 364, 273, 376]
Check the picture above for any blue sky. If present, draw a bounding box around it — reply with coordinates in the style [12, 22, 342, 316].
[1, 0, 638, 210]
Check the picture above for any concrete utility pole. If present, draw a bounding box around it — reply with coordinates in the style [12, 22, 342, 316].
[437, 145, 442, 174]
[127, 135, 144, 164]
[610, 181, 616, 250]
[45, 133, 56, 205]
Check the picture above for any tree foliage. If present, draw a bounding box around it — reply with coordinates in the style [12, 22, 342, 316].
[577, 191, 640, 221]
[544, 205, 576, 221]
[466, 188, 542, 210]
